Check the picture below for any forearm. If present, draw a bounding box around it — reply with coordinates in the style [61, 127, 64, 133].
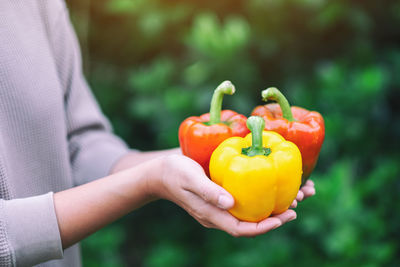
[54, 158, 159, 249]
[111, 148, 181, 174]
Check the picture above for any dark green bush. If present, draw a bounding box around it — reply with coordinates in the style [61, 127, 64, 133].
[69, 0, 400, 266]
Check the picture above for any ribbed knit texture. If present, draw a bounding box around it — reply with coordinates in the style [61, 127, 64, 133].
[0, 1, 129, 266]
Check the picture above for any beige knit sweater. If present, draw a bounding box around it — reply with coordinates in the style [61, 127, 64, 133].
[0, 1, 129, 266]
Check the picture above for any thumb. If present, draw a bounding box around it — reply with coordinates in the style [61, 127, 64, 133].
[189, 175, 234, 210]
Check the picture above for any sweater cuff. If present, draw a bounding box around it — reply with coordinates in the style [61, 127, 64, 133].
[4, 192, 63, 266]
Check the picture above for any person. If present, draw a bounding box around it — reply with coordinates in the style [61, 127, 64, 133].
[0, 1, 315, 266]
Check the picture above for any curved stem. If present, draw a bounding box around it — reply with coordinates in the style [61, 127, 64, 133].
[261, 87, 295, 122]
[242, 116, 271, 157]
[209, 81, 235, 124]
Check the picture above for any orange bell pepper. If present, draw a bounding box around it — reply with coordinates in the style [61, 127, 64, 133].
[252, 87, 325, 185]
[179, 81, 249, 176]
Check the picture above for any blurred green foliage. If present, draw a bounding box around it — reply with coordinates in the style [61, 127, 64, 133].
[68, 0, 400, 266]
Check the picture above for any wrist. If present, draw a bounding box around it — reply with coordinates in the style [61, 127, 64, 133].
[111, 148, 182, 174]
[109, 159, 162, 210]
[145, 154, 182, 201]
[136, 156, 165, 201]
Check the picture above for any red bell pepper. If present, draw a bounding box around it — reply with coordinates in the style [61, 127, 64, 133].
[179, 81, 249, 176]
[251, 87, 325, 185]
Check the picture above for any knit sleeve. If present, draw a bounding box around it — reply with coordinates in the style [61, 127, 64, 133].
[0, 193, 63, 267]
[47, 6, 131, 185]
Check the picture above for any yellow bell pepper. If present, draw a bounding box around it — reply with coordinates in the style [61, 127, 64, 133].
[209, 116, 302, 222]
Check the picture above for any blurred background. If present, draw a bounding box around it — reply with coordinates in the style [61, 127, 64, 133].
[67, 0, 400, 266]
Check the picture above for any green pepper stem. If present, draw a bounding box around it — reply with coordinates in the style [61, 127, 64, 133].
[209, 81, 235, 124]
[261, 87, 295, 122]
[242, 116, 271, 157]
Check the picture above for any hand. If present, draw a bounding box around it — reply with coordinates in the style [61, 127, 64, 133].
[150, 154, 297, 237]
[290, 180, 316, 208]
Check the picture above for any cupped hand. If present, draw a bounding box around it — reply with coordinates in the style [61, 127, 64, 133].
[151, 154, 297, 237]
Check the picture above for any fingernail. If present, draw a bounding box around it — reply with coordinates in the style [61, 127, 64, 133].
[289, 212, 297, 221]
[217, 195, 234, 209]
[310, 188, 316, 195]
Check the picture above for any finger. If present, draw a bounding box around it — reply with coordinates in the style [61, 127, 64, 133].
[193, 202, 279, 237]
[296, 190, 304, 202]
[290, 199, 297, 208]
[220, 213, 282, 237]
[271, 209, 297, 224]
[183, 174, 234, 210]
[231, 218, 283, 237]
[305, 180, 314, 187]
[228, 210, 297, 237]
[301, 186, 316, 198]
[205, 205, 297, 238]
